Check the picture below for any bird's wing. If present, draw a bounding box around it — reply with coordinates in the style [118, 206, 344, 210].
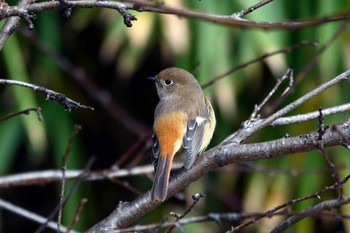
[151, 133, 160, 171]
[182, 116, 206, 169]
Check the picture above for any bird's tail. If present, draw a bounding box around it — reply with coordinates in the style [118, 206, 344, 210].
[151, 154, 174, 202]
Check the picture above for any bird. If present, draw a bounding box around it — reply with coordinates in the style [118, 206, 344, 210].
[149, 67, 216, 202]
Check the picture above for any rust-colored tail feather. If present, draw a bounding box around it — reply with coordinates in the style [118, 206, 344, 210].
[151, 155, 173, 202]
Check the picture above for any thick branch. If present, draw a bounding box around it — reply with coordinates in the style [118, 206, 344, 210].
[86, 123, 350, 232]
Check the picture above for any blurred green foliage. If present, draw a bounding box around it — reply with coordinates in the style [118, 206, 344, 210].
[1, 0, 350, 232]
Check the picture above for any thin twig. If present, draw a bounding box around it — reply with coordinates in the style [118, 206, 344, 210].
[165, 193, 205, 233]
[57, 125, 82, 233]
[236, 0, 274, 17]
[0, 79, 94, 112]
[0, 107, 42, 122]
[109, 178, 144, 196]
[250, 68, 293, 120]
[201, 41, 317, 89]
[315, 109, 343, 198]
[67, 198, 88, 233]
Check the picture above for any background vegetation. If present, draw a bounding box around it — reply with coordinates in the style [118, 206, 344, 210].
[1, 0, 350, 232]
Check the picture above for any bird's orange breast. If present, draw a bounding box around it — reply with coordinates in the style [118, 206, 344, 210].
[153, 112, 187, 158]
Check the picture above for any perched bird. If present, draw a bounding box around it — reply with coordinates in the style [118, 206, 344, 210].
[149, 67, 216, 202]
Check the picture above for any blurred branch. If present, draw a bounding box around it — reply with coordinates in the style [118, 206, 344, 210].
[57, 125, 82, 232]
[0, 107, 42, 122]
[0, 198, 79, 233]
[0, 163, 184, 188]
[20, 30, 148, 136]
[201, 40, 317, 89]
[1, 0, 350, 32]
[0, 79, 94, 112]
[271, 196, 350, 233]
[67, 198, 88, 233]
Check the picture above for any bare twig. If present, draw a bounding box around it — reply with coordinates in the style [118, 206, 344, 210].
[57, 125, 82, 232]
[67, 198, 88, 233]
[250, 68, 293, 120]
[0, 107, 42, 122]
[0, 79, 94, 112]
[314, 109, 343, 198]
[236, 0, 274, 17]
[0, 198, 79, 233]
[166, 193, 205, 233]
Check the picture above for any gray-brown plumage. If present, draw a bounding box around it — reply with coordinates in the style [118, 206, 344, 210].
[150, 67, 216, 202]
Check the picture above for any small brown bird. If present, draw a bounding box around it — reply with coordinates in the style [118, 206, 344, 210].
[150, 67, 216, 202]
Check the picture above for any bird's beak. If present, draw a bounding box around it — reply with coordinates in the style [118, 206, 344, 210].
[147, 76, 156, 82]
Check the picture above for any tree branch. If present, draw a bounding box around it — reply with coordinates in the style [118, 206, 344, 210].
[1, 0, 350, 31]
[86, 123, 350, 232]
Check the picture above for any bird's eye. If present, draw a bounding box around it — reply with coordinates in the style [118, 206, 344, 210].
[164, 79, 173, 86]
